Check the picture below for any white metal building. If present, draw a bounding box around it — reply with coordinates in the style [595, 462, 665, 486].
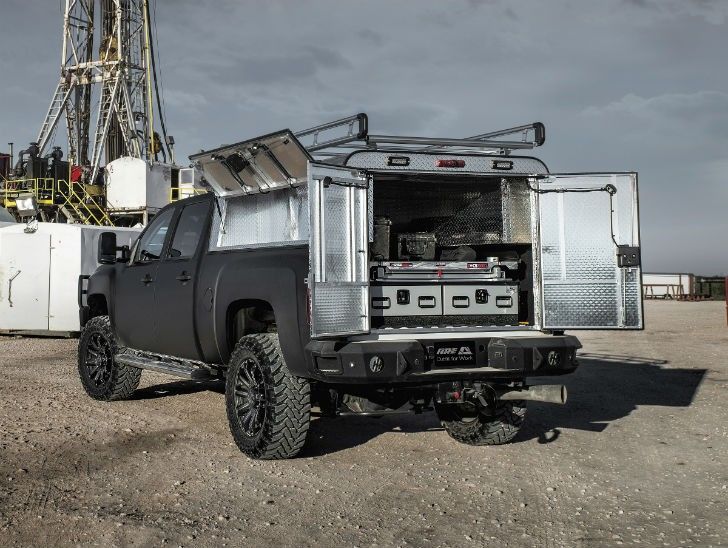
[0, 223, 140, 334]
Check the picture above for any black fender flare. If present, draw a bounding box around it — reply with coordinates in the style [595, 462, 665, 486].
[211, 263, 309, 376]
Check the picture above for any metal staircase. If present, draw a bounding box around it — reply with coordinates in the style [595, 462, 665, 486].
[55, 179, 113, 226]
[1, 177, 113, 226]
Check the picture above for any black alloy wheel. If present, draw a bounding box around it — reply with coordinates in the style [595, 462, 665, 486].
[77, 316, 142, 401]
[232, 357, 268, 439]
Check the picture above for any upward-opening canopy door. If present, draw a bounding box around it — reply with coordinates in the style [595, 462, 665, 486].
[536, 173, 643, 329]
[309, 164, 370, 338]
[191, 130, 311, 196]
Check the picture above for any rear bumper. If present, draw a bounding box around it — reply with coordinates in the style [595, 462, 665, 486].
[305, 334, 581, 384]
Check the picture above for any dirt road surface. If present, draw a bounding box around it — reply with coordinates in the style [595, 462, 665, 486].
[1, 301, 726, 547]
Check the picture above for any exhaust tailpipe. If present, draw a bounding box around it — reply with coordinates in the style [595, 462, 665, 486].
[499, 384, 567, 405]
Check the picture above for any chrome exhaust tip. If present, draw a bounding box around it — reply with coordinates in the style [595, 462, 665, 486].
[499, 384, 567, 405]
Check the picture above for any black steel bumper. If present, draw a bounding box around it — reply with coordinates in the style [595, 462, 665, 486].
[306, 334, 581, 384]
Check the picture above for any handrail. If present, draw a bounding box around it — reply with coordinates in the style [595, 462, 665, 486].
[1, 176, 114, 226]
[55, 179, 114, 226]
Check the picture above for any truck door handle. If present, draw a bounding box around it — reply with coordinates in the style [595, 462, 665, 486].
[176, 272, 192, 283]
[141, 274, 154, 285]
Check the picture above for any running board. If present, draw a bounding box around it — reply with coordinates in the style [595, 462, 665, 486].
[115, 353, 212, 380]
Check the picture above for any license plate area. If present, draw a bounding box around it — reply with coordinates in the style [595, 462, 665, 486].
[434, 340, 477, 367]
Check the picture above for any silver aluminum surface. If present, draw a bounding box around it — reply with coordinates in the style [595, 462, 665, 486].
[346, 152, 548, 175]
[442, 284, 519, 316]
[194, 131, 311, 197]
[537, 173, 642, 329]
[309, 164, 370, 337]
[370, 285, 443, 317]
[208, 186, 309, 250]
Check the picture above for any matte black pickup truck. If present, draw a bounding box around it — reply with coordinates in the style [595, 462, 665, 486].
[77, 115, 642, 459]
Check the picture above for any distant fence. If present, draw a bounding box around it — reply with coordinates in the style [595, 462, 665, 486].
[643, 273, 726, 301]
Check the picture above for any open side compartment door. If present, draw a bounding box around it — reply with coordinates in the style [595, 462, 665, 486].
[535, 173, 643, 329]
[309, 163, 370, 337]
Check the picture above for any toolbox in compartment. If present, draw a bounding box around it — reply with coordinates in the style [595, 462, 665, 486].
[443, 284, 519, 315]
[370, 282, 519, 320]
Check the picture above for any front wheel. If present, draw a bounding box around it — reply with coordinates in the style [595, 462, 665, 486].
[225, 334, 311, 460]
[78, 316, 141, 401]
[436, 400, 526, 446]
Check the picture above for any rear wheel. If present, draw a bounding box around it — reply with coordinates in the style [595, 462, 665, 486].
[225, 334, 311, 459]
[436, 400, 526, 446]
[78, 316, 141, 401]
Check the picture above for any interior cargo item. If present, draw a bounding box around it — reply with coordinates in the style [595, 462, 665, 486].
[439, 245, 477, 261]
[398, 232, 436, 260]
[372, 216, 392, 260]
[370, 259, 520, 282]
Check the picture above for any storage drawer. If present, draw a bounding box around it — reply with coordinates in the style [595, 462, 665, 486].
[370, 285, 443, 316]
[442, 284, 519, 316]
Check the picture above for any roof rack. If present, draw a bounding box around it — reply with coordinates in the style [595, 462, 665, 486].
[294, 113, 545, 157]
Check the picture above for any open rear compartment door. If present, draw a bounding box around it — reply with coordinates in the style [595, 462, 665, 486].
[535, 173, 643, 329]
[309, 164, 370, 337]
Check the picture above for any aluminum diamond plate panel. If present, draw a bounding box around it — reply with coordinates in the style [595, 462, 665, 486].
[209, 186, 308, 250]
[309, 163, 370, 337]
[538, 173, 642, 329]
[346, 152, 548, 175]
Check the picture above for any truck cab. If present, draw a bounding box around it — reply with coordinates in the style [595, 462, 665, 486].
[78, 114, 643, 460]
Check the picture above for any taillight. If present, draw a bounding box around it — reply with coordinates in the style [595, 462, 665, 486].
[434, 159, 465, 168]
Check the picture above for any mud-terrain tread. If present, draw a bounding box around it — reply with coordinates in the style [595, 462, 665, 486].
[226, 333, 311, 460]
[436, 400, 526, 446]
[78, 316, 142, 401]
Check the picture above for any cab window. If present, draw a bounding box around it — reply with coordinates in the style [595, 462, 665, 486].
[135, 208, 175, 263]
[167, 201, 209, 259]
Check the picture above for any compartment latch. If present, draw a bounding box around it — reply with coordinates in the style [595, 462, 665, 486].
[616, 245, 641, 268]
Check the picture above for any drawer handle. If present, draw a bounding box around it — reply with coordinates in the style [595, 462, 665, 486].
[496, 296, 513, 308]
[452, 296, 470, 308]
[418, 296, 437, 309]
[372, 297, 391, 310]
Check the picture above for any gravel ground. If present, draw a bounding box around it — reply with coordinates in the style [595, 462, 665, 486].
[0, 301, 726, 547]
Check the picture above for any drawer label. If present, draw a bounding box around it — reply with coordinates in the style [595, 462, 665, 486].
[434, 341, 476, 366]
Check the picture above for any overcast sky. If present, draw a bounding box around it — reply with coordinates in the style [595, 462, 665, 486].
[1, 0, 727, 273]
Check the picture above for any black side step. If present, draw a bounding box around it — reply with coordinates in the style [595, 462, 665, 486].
[115, 353, 212, 380]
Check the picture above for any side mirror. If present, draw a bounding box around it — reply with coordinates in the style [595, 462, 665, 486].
[98, 232, 118, 265]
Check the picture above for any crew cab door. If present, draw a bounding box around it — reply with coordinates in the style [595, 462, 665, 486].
[153, 197, 211, 359]
[114, 206, 176, 349]
[535, 173, 643, 329]
[308, 163, 370, 337]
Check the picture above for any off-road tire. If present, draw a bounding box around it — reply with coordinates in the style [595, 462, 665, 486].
[225, 334, 311, 459]
[78, 316, 141, 401]
[436, 400, 526, 446]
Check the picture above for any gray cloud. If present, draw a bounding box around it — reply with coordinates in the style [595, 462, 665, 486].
[1, 0, 727, 273]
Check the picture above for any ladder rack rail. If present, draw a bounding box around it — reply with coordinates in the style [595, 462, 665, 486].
[294, 113, 545, 157]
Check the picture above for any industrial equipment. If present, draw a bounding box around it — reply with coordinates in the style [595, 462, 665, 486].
[1, 1, 200, 226]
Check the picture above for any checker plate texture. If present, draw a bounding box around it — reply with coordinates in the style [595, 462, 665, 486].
[312, 284, 368, 336]
[309, 164, 369, 336]
[346, 152, 548, 175]
[208, 186, 308, 250]
[539, 174, 642, 329]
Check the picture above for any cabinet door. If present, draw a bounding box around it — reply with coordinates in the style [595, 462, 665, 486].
[308, 163, 369, 337]
[0, 233, 51, 331]
[536, 173, 642, 329]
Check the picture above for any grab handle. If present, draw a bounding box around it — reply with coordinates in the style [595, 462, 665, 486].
[8, 270, 21, 308]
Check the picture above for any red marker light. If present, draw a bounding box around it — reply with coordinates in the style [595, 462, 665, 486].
[435, 159, 466, 168]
